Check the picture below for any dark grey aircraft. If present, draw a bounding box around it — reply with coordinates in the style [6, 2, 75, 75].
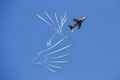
[69, 16, 87, 32]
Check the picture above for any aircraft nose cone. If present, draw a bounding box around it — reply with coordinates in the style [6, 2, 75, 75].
[83, 16, 87, 19]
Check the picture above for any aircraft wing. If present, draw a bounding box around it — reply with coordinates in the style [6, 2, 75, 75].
[73, 18, 79, 23]
[77, 24, 82, 29]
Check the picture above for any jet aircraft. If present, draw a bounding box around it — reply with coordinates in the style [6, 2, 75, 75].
[69, 16, 87, 32]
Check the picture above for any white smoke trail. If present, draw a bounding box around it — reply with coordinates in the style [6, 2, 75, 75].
[41, 64, 58, 73]
[56, 16, 63, 34]
[58, 12, 67, 33]
[43, 44, 72, 57]
[37, 14, 56, 31]
[44, 12, 56, 28]
[47, 32, 57, 46]
[34, 12, 71, 73]
[38, 36, 68, 55]
[45, 60, 68, 63]
[45, 63, 62, 69]
[37, 14, 52, 26]
[46, 12, 68, 45]
[47, 13, 64, 46]
[61, 13, 67, 26]
[61, 16, 63, 24]
[61, 12, 67, 24]
[47, 25, 61, 45]
[60, 17, 67, 33]
[46, 54, 71, 59]
[54, 12, 59, 27]
[60, 12, 67, 26]
[62, 15, 67, 25]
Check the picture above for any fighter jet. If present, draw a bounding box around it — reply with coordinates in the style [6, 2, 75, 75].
[69, 16, 87, 32]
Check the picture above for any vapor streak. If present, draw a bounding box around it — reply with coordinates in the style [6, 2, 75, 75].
[38, 36, 68, 55]
[44, 12, 56, 28]
[43, 44, 72, 57]
[37, 14, 56, 31]
[45, 61, 68, 63]
[46, 54, 71, 59]
[45, 63, 62, 69]
[42, 64, 57, 73]
[59, 12, 67, 33]
[54, 12, 59, 27]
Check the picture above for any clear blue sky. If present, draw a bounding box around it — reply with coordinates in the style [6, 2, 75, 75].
[0, 0, 120, 80]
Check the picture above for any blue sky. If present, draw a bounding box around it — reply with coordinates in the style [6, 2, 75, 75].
[0, 0, 120, 80]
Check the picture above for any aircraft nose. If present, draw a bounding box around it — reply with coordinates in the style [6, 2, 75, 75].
[84, 16, 87, 19]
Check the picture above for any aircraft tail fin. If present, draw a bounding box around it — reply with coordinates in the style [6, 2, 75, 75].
[69, 25, 75, 32]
